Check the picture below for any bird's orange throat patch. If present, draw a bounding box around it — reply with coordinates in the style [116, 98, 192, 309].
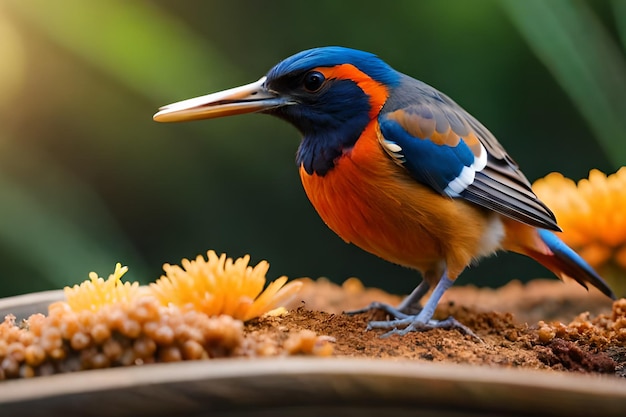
[298, 123, 392, 239]
[299, 122, 505, 278]
[299, 124, 441, 272]
[316, 64, 390, 119]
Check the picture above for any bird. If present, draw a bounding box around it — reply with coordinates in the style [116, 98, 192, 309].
[154, 46, 616, 338]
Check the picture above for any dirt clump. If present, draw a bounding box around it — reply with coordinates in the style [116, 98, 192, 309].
[270, 277, 625, 376]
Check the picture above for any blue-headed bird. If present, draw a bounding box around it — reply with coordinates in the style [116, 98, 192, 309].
[154, 47, 615, 337]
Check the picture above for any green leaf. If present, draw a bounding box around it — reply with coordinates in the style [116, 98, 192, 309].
[612, 0, 626, 50]
[502, 0, 626, 168]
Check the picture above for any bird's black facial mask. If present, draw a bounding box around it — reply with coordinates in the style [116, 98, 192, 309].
[264, 73, 372, 175]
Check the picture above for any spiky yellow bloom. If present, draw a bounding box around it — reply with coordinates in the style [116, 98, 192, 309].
[533, 168, 626, 296]
[0, 254, 321, 380]
[150, 250, 302, 321]
[61, 263, 143, 312]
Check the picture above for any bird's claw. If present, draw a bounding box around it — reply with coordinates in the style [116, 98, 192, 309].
[368, 316, 482, 342]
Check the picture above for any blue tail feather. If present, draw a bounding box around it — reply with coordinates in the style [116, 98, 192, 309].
[538, 229, 616, 300]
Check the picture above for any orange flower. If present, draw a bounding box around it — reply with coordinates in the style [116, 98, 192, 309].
[58, 250, 302, 321]
[533, 168, 626, 296]
[150, 250, 302, 321]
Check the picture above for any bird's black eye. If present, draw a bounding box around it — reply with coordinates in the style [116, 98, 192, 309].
[303, 71, 325, 92]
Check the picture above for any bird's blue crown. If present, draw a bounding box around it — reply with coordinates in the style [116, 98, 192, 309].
[266, 46, 400, 86]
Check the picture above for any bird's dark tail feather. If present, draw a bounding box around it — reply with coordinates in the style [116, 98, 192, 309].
[533, 230, 616, 300]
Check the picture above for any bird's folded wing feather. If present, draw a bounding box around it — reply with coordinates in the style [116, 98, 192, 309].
[378, 87, 560, 231]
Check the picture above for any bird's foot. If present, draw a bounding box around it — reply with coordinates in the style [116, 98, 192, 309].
[368, 315, 482, 342]
[344, 302, 417, 319]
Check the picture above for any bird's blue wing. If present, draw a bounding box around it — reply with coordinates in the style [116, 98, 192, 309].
[378, 76, 559, 231]
[379, 103, 487, 197]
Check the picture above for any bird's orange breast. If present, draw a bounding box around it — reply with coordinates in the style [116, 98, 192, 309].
[299, 122, 499, 280]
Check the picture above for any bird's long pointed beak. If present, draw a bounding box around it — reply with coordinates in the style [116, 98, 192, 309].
[153, 77, 290, 122]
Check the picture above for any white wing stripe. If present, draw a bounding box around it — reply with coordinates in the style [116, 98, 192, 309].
[444, 143, 487, 197]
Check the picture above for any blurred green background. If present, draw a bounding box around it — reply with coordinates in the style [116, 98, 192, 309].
[0, 0, 624, 297]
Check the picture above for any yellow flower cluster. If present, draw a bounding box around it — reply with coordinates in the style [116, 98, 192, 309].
[63, 263, 144, 312]
[533, 168, 626, 295]
[0, 251, 315, 379]
[151, 250, 302, 321]
[62, 251, 302, 321]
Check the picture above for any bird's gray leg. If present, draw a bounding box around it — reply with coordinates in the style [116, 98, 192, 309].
[395, 280, 431, 313]
[344, 280, 430, 319]
[368, 272, 481, 341]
